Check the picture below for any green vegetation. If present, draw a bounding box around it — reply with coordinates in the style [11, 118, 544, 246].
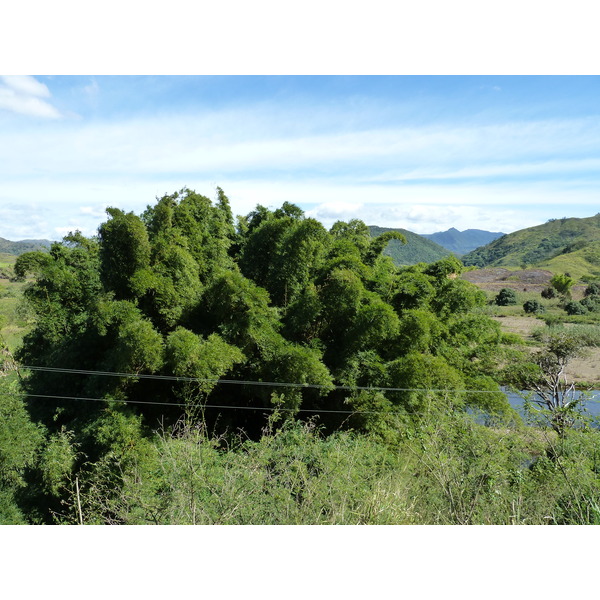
[550, 273, 576, 299]
[368, 225, 450, 266]
[0, 237, 50, 256]
[0, 254, 30, 353]
[10, 405, 600, 525]
[524, 299, 545, 314]
[463, 214, 600, 279]
[3, 189, 600, 524]
[495, 288, 517, 306]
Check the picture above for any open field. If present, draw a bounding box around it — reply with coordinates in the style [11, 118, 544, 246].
[464, 267, 600, 385]
[492, 314, 600, 385]
[463, 267, 587, 298]
[0, 256, 29, 352]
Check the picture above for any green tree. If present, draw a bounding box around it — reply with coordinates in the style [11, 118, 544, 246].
[431, 278, 486, 318]
[495, 288, 517, 306]
[386, 352, 465, 414]
[391, 270, 436, 311]
[164, 327, 245, 397]
[0, 378, 45, 523]
[504, 329, 586, 435]
[99, 208, 151, 299]
[364, 230, 406, 266]
[523, 299, 545, 314]
[424, 255, 463, 282]
[550, 273, 576, 300]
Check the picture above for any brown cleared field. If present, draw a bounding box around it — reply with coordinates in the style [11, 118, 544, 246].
[463, 267, 587, 298]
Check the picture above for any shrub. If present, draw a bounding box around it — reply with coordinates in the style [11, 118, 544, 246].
[523, 299, 545, 314]
[565, 301, 587, 316]
[541, 286, 557, 299]
[550, 273, 575, 299]
[584, 282, 600, 297]
[580, 296, 600, 312]
[495, 288, 517, 306]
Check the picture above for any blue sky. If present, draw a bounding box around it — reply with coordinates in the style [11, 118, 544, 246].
[2, 75, 600, 240]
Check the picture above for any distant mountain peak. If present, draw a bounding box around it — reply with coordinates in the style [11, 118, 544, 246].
[422, 228, 505, 256]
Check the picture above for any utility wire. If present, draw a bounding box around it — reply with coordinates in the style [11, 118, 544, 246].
[6, 365, 600, 416]
[0, 390, 410, 415]
[21, 364, 518, 395]
[4, 390, 599, 417]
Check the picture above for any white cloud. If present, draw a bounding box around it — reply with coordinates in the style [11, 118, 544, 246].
[367, 157, 600, 183]
[2, 94, 600, 239]
[54, 225, 97, 238]
[2, 108, 599, 180]
[1, 75, 51, 98]
[1, 174, 599, 240]
[0, 75, 61, 118]
[79, 205, 108, 218]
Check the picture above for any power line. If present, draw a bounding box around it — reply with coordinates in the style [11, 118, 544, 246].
[5, 390, 599, 418]
[7, 365, 600, 416]
[20, 364, 515, 395]
[0, 390, 411, 415]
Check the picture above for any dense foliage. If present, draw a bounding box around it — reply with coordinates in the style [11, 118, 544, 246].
[6, 187, 600, 524]
[495, 288, 517, 306]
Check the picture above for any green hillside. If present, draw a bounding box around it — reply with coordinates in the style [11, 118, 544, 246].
[0, 237, 51, 255]
[462, 214, 600, 280]
[368, 225, 451, 266]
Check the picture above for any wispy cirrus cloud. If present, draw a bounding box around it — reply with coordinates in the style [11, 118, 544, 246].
[0, 75, 62, 118]
[2, 76, 600, 239]
[2, 109, 600, 179]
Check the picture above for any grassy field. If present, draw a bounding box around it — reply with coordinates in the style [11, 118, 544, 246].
[0, 254, 29, 353]
[474, 283, 600, 385]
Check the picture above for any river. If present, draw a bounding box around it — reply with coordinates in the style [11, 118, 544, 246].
[504, 389, 600, 422]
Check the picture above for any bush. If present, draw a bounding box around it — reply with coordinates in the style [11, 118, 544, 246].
[580, 296, 600, 312]
[585, 282, 600, 297]
[565, 301, 588, 316]
[550, 273, 575, 298]
[541, 286, 557, 300]
[523, 299, 545, 314]
[495, 288, 517, 306]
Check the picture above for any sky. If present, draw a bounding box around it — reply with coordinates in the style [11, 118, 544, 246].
[1, 74, 600, 241]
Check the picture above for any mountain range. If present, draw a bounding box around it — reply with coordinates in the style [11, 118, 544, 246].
[367, 226, 506, 266]
[422, 227, 505, 255]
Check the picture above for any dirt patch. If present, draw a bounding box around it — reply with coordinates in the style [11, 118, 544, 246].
[463, 268, 554, 285]
[492, 315, 540, 340]
[463, 268, 586, 297]
[568, 350, 600, 385]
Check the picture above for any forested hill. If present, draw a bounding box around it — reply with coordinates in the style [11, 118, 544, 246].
[422, 228, 505, 255]
[0, 236, 50, 255]
[462, 214, 600, 279]
[368, 225, 450, 265]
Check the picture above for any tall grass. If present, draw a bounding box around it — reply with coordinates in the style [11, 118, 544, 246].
[532, 322, 600, 347]
[52, 411, 600, 525]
